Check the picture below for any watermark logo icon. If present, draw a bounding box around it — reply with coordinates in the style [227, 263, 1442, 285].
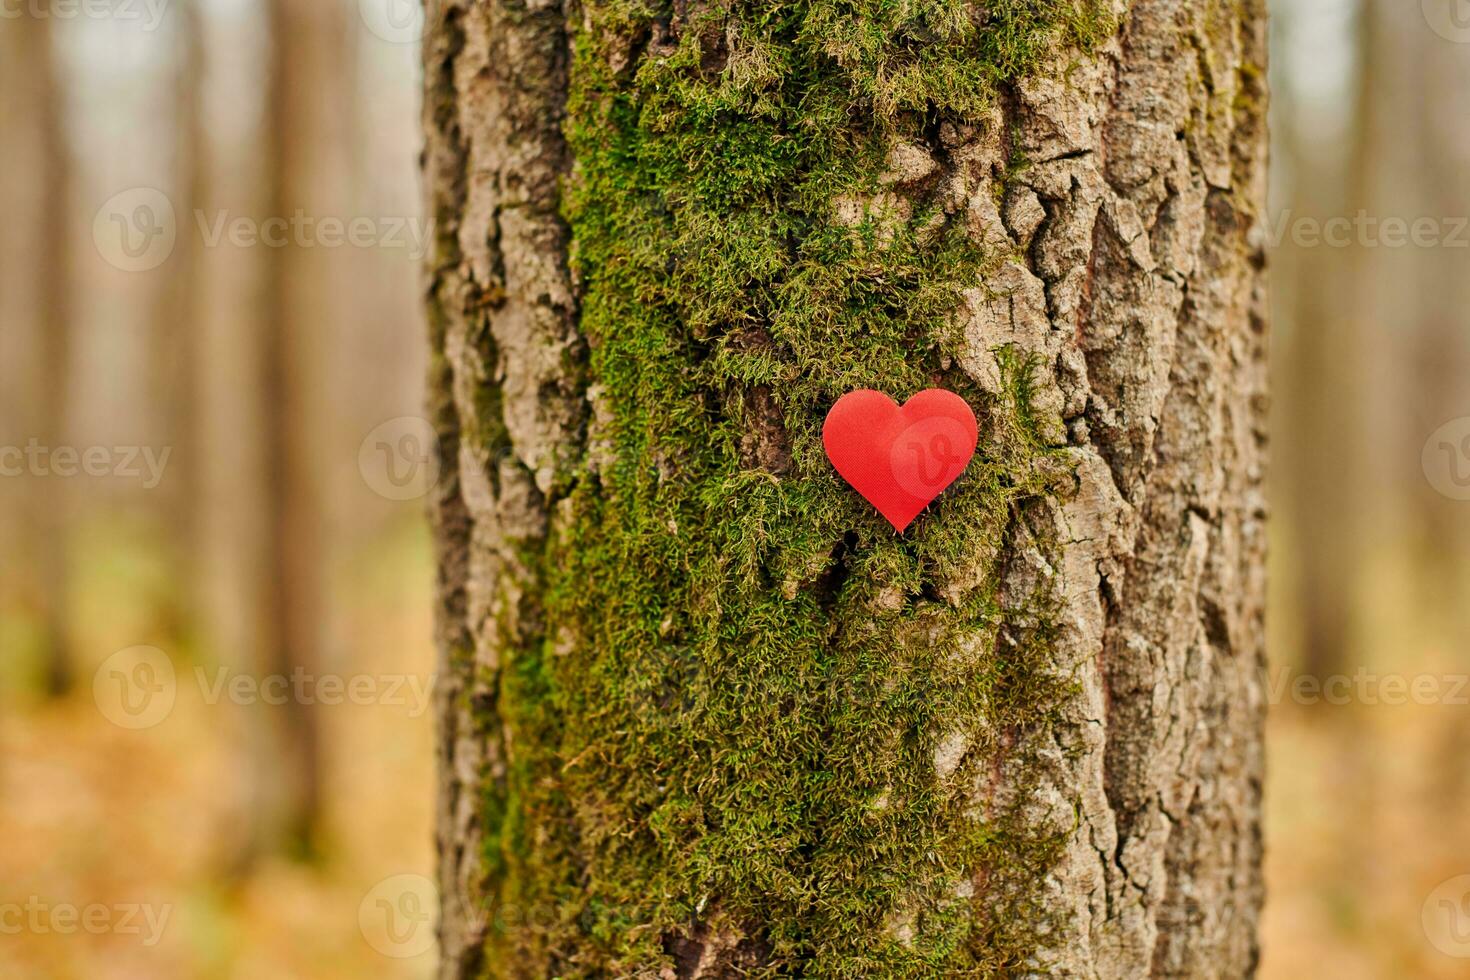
[93, 188, 177, 272]
[1424, 874, 1470, 957]
[93, 646, 177, 730]
[359, 0, 424, 43]
[1423, 416, 1470, 501]
[1425, 0, 1470, 43]
[359, 416, 441, 501]
[359, 874, 436, 958]
[890, 416, 973, 500]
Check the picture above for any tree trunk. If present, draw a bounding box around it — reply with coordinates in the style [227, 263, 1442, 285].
[424, 0, 1268, 975]
[0, 8, 73, 697]
[151, 0, 209, 647]
[254, 0, 348, 860]
[1276, 0, 1374, 682]
[1403, 0, 1470, 812]
[1410, 2, 1470, 637]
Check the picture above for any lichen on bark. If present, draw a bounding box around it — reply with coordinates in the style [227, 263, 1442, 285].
[425, 0, 1269, 976]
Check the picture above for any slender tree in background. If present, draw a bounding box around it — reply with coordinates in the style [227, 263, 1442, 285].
[255, 0, 349, 860]
[1407, 3, 1470, 809]
[1276, 0, 1373, 681]
[1412, 5, 1470, 640]
[425, 0, 1268, 974]
[31, 10, 72, 700]
[0, 9, 74, 697]
[149, 0, 209, 646]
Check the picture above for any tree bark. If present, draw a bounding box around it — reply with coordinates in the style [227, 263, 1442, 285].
[424, 0, 1268, 975]
[150, 0, 209, 646]
[0, 8, 74, 697]
[254, 0, 350, 860]
[1273, 0, 1368, 682]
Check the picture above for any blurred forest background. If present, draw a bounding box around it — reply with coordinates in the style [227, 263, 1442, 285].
[2, 0, 1470, 977]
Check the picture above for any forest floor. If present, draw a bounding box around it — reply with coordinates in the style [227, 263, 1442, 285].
[0, 518, 436, 980]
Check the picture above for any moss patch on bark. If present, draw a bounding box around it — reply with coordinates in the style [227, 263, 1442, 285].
[476, 0, 1115, 975]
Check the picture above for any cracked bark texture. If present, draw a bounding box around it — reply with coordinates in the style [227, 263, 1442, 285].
[425, 0, 1268, 975]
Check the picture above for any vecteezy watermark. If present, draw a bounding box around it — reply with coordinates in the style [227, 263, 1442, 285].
[93, 646, 437, 730]
[1262, 209, 1470, 250]
[194, 210, 433, 258]
[94, 647, 178, 730]
[194, 666, 435, 719]
[358, 0, 424, 43]
[1263, 666, 1470, 707]
[1423, 417, 1470, 501]
[0, 0, 169, 30]
[359, 875, 436, 958]
[92, 189, 433, 273]
[891, 414, 974, 500]
[0, 440, 171, 488]
[359, 417, 442, 502]
[1424, 875, 1470, 958]
[1424, 0, 1470, 43]
[93, 188, 178, 273]
[0, 898, 172, 947]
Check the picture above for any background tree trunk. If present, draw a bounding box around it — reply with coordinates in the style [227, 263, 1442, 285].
[425, 0, 1268, 975]
[0, 7, 74, 697]
[1274, 0, 1373, 683]
[152, 0, 208, 647]
[252, 0, 350, 861]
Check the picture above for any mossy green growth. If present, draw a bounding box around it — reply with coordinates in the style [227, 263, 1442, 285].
[479, 0, 1113, 975]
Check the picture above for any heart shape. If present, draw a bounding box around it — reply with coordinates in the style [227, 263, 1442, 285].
[823, 389, 979, 532]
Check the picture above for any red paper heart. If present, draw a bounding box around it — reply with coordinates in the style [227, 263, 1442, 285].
[822, 389, 978, 532]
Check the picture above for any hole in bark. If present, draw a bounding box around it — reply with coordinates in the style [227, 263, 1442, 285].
[662, 919, 774, 979]
[812, 533, 858, 611]
[1200, 593, 1231, 650]
[736, 384, 793, 475]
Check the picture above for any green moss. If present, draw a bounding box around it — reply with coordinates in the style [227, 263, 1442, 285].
[476, 0, 1114, 975]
